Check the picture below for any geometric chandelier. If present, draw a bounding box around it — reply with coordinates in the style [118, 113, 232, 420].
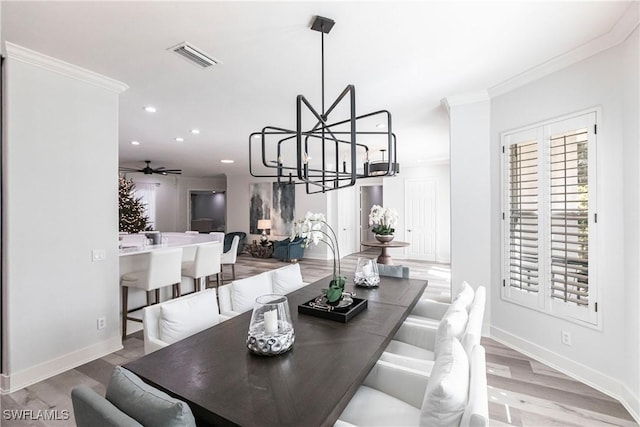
[249, 15, 399, 194]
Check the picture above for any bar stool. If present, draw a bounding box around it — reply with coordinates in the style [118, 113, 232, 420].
[209, 232, 225, 243]
[121, 248, 183, 336]
[219, 235, 240, 284]
[181, 242, 222, 291]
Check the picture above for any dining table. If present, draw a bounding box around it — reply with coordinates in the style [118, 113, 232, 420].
[124, 273, 428, 427]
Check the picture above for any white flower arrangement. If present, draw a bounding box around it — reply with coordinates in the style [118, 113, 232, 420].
[291, 211, 345, 303]
[368, 205, 398, 236]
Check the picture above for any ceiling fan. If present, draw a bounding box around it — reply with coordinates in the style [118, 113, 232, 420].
[119, 160, 182, 175]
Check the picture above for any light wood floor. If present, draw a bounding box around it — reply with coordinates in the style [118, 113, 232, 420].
[1, 250, 636, 426]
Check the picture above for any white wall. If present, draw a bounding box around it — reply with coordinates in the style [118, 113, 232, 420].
[445, 93, 492, 306]
[621, 23, 640, 414]
[489, 26, 639, 418]
[128, 174, 226, 232]
[1, 44, 126, 391]
[383, 163, 451, 263]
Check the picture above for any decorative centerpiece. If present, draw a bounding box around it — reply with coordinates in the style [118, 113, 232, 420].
[291, 212, 348, 306]
[369, 205, 398, 243]
[247, 294, 294, 356]
[354, 258, 380, 288]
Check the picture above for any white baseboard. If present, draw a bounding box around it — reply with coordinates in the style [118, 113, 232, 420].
[1, 335, 122, 394]
[436, 256, 451, 264]
[490, 326, 640, 424]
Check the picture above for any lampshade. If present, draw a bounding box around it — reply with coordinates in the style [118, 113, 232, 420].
[257, 219, 271, 230]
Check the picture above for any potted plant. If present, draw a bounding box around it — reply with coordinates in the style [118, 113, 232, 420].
[368, 205, 398, 243]
[291, 212, 345, 305]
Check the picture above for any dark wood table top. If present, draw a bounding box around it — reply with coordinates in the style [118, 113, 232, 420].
[124, 274, 427, 427]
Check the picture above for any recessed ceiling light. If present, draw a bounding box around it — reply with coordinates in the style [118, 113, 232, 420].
[144, 106, 157, 113]
[131, 140, 140, 145]
[220, 159, 234, 164]
[191, 129, 200, 134]
[175, 137, 184, 142]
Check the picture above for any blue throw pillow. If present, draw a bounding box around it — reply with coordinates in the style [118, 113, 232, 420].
[106, 366, 196, 427]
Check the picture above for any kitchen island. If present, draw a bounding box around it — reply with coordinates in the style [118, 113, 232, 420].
[119, 232, 222, 335]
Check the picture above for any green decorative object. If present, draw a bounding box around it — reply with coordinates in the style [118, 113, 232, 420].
[291, 212, 345, 304]
[325, 276, 346, 305]
[119, 176, 151, 233]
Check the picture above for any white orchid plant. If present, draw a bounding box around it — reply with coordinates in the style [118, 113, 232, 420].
[368, 205, 399, 236]
[291, 212, 345, 304]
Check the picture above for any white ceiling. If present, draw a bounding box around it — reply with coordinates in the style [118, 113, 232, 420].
[2, 1, 633, 177]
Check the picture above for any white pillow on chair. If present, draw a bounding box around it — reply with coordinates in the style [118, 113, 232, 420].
[272, 264, 304, 294]
[454, 281, 475, 312]
[159, 290, 220, 344]
[434, 309, 468, 359]
[420, 338, 469, 427]
[231, 272, 273, 313]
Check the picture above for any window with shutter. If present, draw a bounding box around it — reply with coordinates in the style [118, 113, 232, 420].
[502, 111, 598, 325]
[508, 140, 539, 294]
[549, 128, 589, 306]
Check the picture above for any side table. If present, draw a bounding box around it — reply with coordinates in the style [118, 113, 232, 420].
[247, 243, 274, 258]
[361, 240, 410, 265]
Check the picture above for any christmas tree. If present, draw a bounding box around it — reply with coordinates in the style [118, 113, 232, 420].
[119, 176, 151, 232]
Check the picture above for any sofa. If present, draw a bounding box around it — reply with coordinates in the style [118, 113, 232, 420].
[218, 263, 307, 317]
[71, 366, 196, 427]
[142, 288, 229, 354]
[272, 237, 305, 262]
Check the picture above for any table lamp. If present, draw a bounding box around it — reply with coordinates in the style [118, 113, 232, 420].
[257, 219, 271, 244]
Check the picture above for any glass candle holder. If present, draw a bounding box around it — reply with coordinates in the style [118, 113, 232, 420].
[354, 257, 380, 287]
[247, 294, 294, 356]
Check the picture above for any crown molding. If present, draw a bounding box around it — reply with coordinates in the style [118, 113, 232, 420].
[441, 90, 490, 113]
[489, 2, 639, 97]
[3, 42, 128, 94]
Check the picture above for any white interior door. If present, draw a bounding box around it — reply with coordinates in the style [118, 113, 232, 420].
[405, 179, 437, 261]
[337, 186, 357, 257]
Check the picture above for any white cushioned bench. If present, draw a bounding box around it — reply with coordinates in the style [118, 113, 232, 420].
[218, 263, 307, 317]
[142, 288, 229, 354]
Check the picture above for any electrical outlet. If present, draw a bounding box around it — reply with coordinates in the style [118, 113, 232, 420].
[97, 317, 106, 330]
[561, 330, 572, 346]
[92, 249, 106, 262]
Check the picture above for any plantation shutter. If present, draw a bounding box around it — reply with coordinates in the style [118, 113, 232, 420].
[507, 138, 539, 294]
[502, 111, 597, 325]
[549, 128, 589, 306]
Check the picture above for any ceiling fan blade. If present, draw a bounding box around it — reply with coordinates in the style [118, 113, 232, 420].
[119, 167, 143, 172]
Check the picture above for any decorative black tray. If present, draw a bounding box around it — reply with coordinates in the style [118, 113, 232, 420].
[298, 296, 368, 323]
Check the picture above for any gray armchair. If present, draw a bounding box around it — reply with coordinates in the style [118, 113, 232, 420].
[273, 237, 305, 262]
[71, 366, 196, 427]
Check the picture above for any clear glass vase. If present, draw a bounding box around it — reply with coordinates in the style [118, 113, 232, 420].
[247, 294, 295, 356]
[354, 257, 380, 287]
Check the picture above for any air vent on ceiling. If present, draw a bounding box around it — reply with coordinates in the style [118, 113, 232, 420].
[168, 42, 221, 68]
